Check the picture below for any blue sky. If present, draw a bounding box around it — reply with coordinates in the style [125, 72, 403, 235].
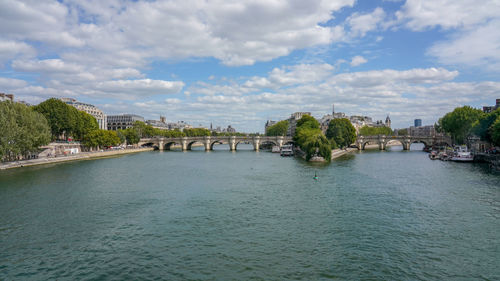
[1, 0, 499, 132]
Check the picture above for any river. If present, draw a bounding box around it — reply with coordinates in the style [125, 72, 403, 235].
[0, 144, 499, 280]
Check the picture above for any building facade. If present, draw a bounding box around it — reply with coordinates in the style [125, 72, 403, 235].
[61, 98, 108, 130]
[483, 99, 500, 113]
[107, 114, 144, 130]
[0, 93, 14, 102]
[409, 125, 435, 137]
[287, 112, 311, 136]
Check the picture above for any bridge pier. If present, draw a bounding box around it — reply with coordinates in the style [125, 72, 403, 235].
[253, 136, 260, 151]
[379, 135, 386, 150]
[158, 140, 164, 151]
[277, 136, 284, 148]
[229, 136, 236, 151]
[181, 137, 188, 151]
[203, 136, 211, 151]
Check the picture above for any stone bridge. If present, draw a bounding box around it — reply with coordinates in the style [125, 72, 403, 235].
[356, 135, 452, 150]
[138, 136, 293, 151]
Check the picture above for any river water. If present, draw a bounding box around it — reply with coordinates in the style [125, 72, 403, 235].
[0, 144, 499, 280]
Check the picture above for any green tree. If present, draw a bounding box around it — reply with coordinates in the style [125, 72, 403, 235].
[326, 118, 356, 149]
[34, 98, 76, 139]
[293, 115, 331, 162]
[439, 106, 484, 144]
[0, 101, 51, 161]
[397, 128, 408, 136]
[490, 116, 500, 146]
[473, 108, 500, 142]
[266, 120, 289, 136]
[82, 129, 121, 149]
[123, 128, 140, 145]
[359, 126, 393, 136]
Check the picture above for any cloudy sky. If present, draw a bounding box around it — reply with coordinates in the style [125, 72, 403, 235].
[1, 0, 499, 132]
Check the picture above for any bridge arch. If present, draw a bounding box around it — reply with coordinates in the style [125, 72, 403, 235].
[141, 142, 159, 150]
[210, 139, 226, 150]
[164, 141, 181, 150]
[187, 140, 204, 150]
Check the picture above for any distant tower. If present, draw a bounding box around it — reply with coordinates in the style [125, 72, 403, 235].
[385, 115, 391, 128]
[160, 115, 166, 123]
[332, 104, 335, 115]
[210, 122, 213, 130]
[414, 119, 422, 127]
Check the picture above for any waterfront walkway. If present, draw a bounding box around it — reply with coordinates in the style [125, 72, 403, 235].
[0, 147, 153, 170]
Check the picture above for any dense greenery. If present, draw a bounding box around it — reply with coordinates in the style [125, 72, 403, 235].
[34, 98, 98, 140]
[359, 125, 393, 136]
[473, 108, 500, 143]
[0, 101, 51, 161]
[396, 128, 408, 136]
[82, 129, 121, 149]
[266, 120, 289, 136]
[326, 118, 356, 148]
[437, 106, 484, 144]
[491, 116, 500, 146]
[294, 115, 332, 162]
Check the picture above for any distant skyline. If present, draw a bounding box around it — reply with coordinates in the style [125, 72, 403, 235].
[1, 0, 499, 132]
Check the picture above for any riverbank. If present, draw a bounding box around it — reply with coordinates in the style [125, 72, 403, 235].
[0, 147, 154, 170]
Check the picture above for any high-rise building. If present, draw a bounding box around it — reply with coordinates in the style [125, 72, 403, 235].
[61, 98, 107, 130]
[107, 114, 144, 130]
[414, 119, 422, 127]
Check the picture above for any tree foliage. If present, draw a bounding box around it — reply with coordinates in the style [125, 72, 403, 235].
[397, 128, 408, 136]
[294, 115, 332, 162]
[0, 101, 51, 161]
[473, 108, 500, 143]
[439, 106, 484, 144]
[266, 120, 289, 136]
[489, 116, 500, 146]
[82, 130, 121, 149]
[359, 125, 393, 136]
[34, 98, 98, 140]
[326, 118, 356, 148]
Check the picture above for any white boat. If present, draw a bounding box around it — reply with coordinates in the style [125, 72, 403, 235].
[272, 145, 281, 153]
[280, 144, 294, 156]
[450, 145, 474, 162]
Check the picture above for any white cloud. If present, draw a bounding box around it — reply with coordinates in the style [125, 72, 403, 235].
[347, 7, 386, 37]
[12, 59, 83, 73]
[395, 0, 500, 70]
[0, 39, 35, 63]
[427, 19, 500, 70]
[0, 77, 28, 89]
[95, 79, 184, 96]
[350, 55, 368, 67]
[396, 0, 500, 31]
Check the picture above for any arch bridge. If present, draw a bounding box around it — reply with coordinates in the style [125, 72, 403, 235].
[138, 136, 293, 151]
[356, 135, 452, 150]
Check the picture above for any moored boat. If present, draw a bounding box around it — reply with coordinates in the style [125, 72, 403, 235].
[450, 145, 474, 162]
[280, 144, 294, 156]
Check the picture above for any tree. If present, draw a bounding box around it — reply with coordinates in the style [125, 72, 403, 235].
[397, 128, 408, 136]
[439, 106, 484, 144]
[473, 108, 500, 142]
[490, 116, 500, 146]
[82, 129, 121, 150]
[0, 101, 51, 161]
[359, 125, 393, 136]
[326, 118, 356, 149]
[266, 120, 289, 136]
[34, 98, 79, 139]
[293, 115, 331, 162]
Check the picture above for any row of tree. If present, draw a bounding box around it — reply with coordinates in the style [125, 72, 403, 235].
[358, 125, 393, 136]
[0, 101, 51, 161]
[437, 106, 500, 146]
